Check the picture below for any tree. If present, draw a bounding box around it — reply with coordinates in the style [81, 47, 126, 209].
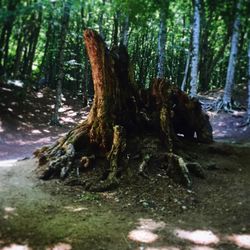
[222, 0, 241, 110]
[0, 0, 20, 76]
[35, 29, 213, 191]
[120, 15, 129, 47]
[157, 2, 168, 78]
[247, 39, 250, 121]
[189, 0, 201, 97]
[51, 0, 72, 125]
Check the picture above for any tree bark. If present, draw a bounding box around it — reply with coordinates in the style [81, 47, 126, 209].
[247, 40, 250, 120]
[112, 11, 119, 48]
[157, 8, 167, 79]
[35, 29, 213, 191]
[190, 0, 201, 97]
[222, 0, 241, 109]
[51, 0, 72, 126]
[98, 0, 105, 39]
[0, 0, 19, 74]
[120, 16, 129, 47]
[181, 50, 190, 91]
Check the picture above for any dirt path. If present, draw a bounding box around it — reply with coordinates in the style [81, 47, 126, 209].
[0, 86, 250, 249]
[0, 140, 250, 249]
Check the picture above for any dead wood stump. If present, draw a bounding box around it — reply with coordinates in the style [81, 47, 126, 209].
[35, 29, 213, 191]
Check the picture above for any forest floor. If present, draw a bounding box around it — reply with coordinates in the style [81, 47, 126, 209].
[0, 84, 250, 250]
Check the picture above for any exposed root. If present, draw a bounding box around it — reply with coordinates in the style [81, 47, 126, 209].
[80, 155, 95, 168]
[39, 143, 75, 180]
[139, 154, 151, 179]
[87, 125, 126, 191]
[167, 153, 192, 188]
[238, 117, 250, 127]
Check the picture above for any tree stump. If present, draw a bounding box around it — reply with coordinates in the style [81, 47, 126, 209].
[35, 29, 213, 191]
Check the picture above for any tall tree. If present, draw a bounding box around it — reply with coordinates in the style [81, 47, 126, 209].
[247, 39, 250, 121]
[98, 0, 106, 39]
[222, 0, 241, 110]
[120, 15, 129, 47]
[157, 3, 168, 78]
[189, 0, 201, 97]
[51, 0, 72, 125]
[0, 0, 20, 76]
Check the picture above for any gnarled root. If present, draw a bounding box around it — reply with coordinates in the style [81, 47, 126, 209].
[167, 153, 192, 188]
[39, 143, 75, 180]
[88, 125, 126, 191]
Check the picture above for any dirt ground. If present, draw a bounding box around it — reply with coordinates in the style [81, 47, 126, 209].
[0, 85, 250, 250]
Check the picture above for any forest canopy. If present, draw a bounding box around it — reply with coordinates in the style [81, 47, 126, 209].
[0, 0, 249, 98]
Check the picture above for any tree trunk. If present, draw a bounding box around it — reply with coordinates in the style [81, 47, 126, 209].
[13, 29, 25, 78]
[98, 0, 105, 39]
[222, 0, 241, 110]
[35, 29, 213, 191]
[0, 0, 19, 71]
[26, 8, 43, 78]
[190, 0, 201, 97]
[51, 0, 72, 126]
[112, 11, 119, 48]
[120, 16, 129, 47]
[181, 51, 190, 91]
[247, 40, 250, 120]
[199, 2, 212, 92]
[157, 9, 167, 79]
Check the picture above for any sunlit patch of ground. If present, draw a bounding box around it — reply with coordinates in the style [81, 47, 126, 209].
[0, 243, 31, 250]
[7, 80, 24, 88]
[174, 229, 219, 245]
[188, 246, 216, 250]
[128, 218, 166, 243]
[64, 206, 88, 212]
[0, 160, 17, 168]
[226, 234, 250, 249]
[46, 243, 72, 250]
[145, 246, 180, 250]
[129, 229, 159, 243]
[3, 207, 18, 220]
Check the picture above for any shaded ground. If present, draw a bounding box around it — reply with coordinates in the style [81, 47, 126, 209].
[0, 85, 250, 249]
[0, 84, 88, 160]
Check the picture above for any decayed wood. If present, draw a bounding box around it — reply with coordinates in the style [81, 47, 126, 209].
[35, 29, 213, 191]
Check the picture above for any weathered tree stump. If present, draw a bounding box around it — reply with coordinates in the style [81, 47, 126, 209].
[35, 29, 213, 191]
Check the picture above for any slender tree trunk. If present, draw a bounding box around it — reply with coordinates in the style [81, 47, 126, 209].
[120, 16, 129, 47]
[26, 8, 43, 78]
[157, 9, 167, 79]
[112, 11, 119, 48]
[247, 41, 250, 119]
[0, 0, 19, 74]
[181, 51, 190, 91]
[98, 0, 105, 39]
[222, 0, 241, 109]
[13, 33, 24, 78]
[199, 2, 212, 92]
[51, 0, 72, 125]
[190, 0, 201, 97]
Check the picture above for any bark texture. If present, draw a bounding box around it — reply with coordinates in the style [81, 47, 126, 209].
[35, 29, 213, 191]
[51, 0, 72, 125]
[247, 40, 250, 119]
[157, 9, 167, 79]
[190, 0, 201, 97]
[223, 0, 241, 109]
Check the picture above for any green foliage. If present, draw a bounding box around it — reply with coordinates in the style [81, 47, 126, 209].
[0, 0, 249, 94]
